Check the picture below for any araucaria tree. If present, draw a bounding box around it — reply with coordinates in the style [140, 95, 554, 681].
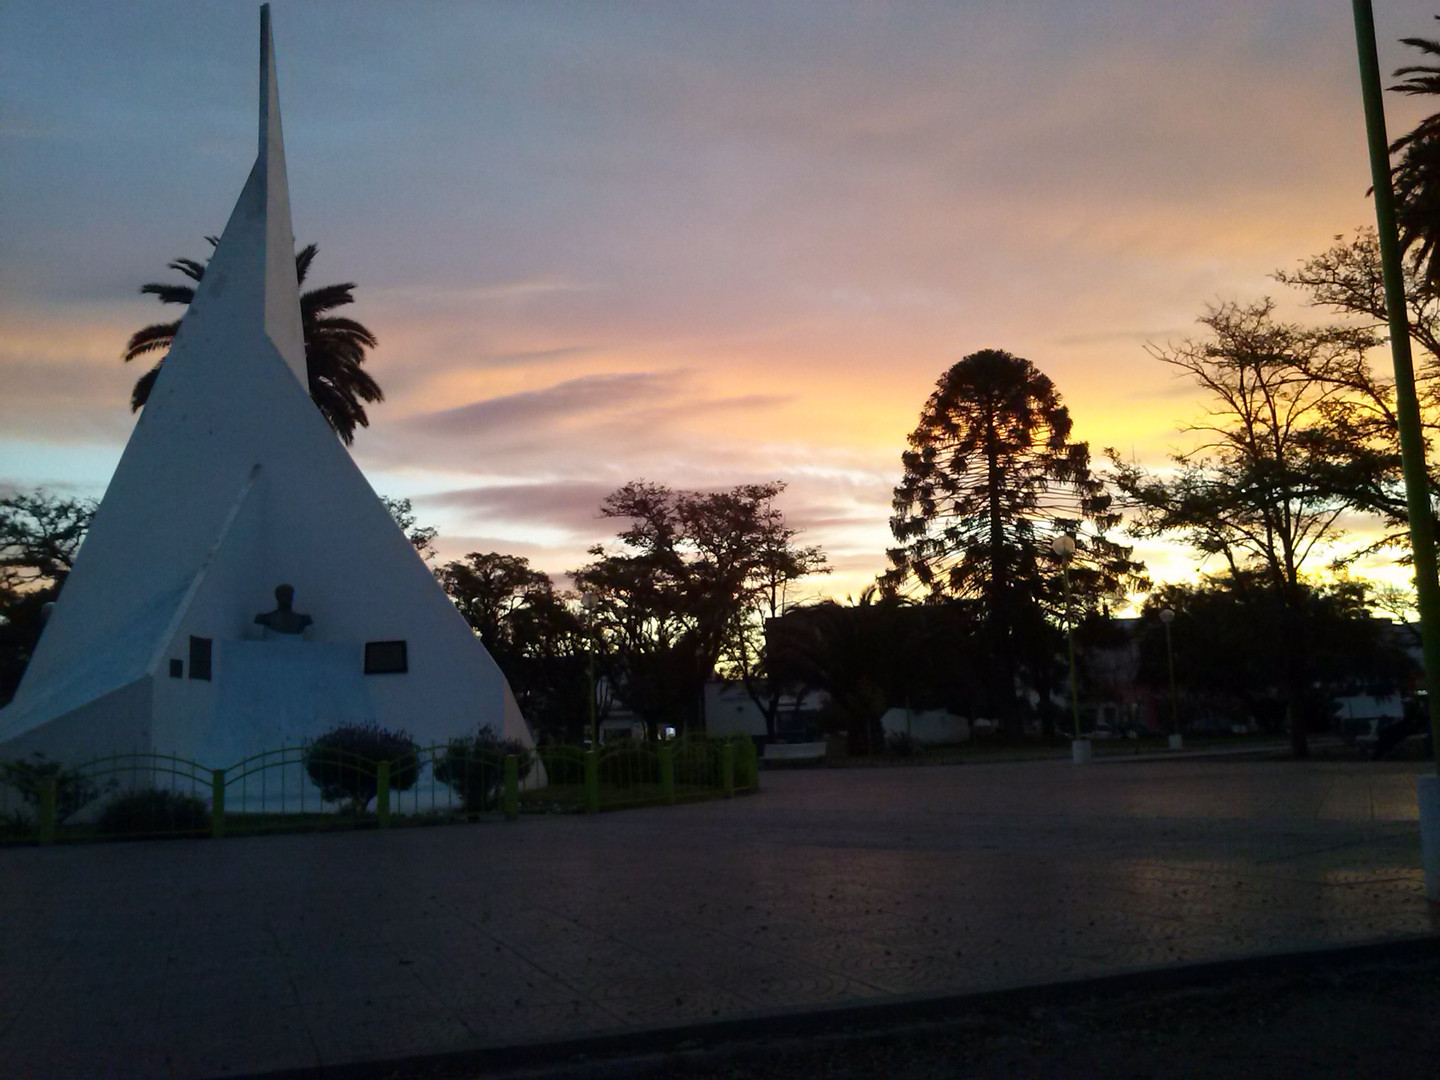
[124, 241, 383, 443]
[1110, 301, 1389, 758]
[883, 349, 1141, 733]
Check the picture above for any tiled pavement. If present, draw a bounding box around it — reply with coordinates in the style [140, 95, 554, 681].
[1, 756, 1435, 1077]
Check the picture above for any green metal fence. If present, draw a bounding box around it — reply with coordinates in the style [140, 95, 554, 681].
[0, 734, 759, 845]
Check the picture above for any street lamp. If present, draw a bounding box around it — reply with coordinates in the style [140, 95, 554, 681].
[1159, 608, 1181, 750]
[1051, 534, 1087, 763]
[580, 592, 599, 749]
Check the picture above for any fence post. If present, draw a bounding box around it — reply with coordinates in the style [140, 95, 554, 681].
[584, 750, 599, 813]
[503, 755, 519, 820]
[38, 774, 57, 845]
[722, 741, 735, 798]
[659, 744, 675, 805]
[211, 769, 226, 839]
[376, 760, 391, 828]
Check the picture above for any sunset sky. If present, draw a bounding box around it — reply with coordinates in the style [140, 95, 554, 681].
[3, 1, 1438, 605]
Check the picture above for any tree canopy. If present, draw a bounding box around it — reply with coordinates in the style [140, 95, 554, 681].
[0, 492, 97, 705]
[1386, 22, 1440, 285]
[435, 551, 589, 743]
[883, 349, 1142, 731]
[572, 481, 827, 740]
[1109, 301, 1398, 756]
[1111, 301, 1391, 590]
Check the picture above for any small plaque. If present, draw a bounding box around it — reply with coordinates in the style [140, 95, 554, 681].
[188, 636, 212, 681]
[364, 640, 408, 675]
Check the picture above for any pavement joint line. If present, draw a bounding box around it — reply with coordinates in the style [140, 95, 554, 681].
[218, 934, 1440, 1080]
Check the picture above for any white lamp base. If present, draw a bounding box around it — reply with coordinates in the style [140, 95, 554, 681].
[1168, 733, 1184, 751]
[1071, 739, 1092, 764]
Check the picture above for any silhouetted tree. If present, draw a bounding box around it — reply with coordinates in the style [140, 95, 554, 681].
[437, 552, 556, 653]
[124, 240, 383, 443]
[573, 481, 827, 740]
[0, 492, 97, 705]
[436, 551, 590, 743]
[1135, 576, 1414, 735]
[884, 349, 1142, 734]
[380, 496, 439, 563]
[1276, 231, 1440, 553]
[1384, 21, 1440, 285]
[1111, 302, 1393, 757]
[767, 589, 988, 753]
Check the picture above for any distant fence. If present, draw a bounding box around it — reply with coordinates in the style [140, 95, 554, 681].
[0, 735, 759, 845]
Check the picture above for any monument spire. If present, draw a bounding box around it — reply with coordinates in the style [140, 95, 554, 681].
[0, 6, 535, 769]
[156, 4, 306, 390]
[256, 2, 307, 385]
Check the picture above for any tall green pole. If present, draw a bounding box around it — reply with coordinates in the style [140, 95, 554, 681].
[1354, 0, 1440, 772]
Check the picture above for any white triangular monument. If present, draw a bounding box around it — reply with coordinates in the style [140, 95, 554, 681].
[0, 6, 533, 766]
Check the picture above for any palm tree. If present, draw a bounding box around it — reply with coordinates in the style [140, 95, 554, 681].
[123, 240, 383, 444]
[1389, 22, 1440, 284]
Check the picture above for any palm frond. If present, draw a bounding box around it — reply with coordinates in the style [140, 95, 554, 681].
[139, 283, 196, 306]
[123, 320, 181, 362]
[167, 257, 207, 282]
[130, 363, 162, 411]
[294, 243, 319, 286]
[310, 315, 379, 347]
[301, 283, 359, 318]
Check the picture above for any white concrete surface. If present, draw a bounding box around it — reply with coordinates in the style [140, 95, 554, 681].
[0, 7, 530, 768]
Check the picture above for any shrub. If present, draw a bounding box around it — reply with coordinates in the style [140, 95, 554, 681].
[0, 753, 103, 823]
[303, 723, 421, 813]
[0, 810, 34, 840]
[434, 726, 533, 812]
[98, 788, 209, 836]
[672, 739, 720, 786]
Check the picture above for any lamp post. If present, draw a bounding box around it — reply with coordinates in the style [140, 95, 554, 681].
[1160, 608, 1181, 750]
[580, 592, 599, 749]
[1052, 534, 1087, 763]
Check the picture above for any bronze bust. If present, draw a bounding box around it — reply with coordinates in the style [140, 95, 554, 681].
[254, 583, 313, 635]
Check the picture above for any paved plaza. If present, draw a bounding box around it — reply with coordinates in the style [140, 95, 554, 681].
[1, 756, 1435, 1077]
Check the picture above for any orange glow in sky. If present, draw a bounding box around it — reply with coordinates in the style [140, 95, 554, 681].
[3, 2, 1438, 607]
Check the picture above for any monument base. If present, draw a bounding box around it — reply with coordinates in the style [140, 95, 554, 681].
[1420, 773, 1440, 903]
[1071, 739, 1092, 764]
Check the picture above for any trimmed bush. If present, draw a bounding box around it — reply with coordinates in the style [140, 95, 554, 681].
[98, 789, 209, 836]
[673, 739, 721, 786]
[304, 723, 421, 813]
[434, 726, 533, 812]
